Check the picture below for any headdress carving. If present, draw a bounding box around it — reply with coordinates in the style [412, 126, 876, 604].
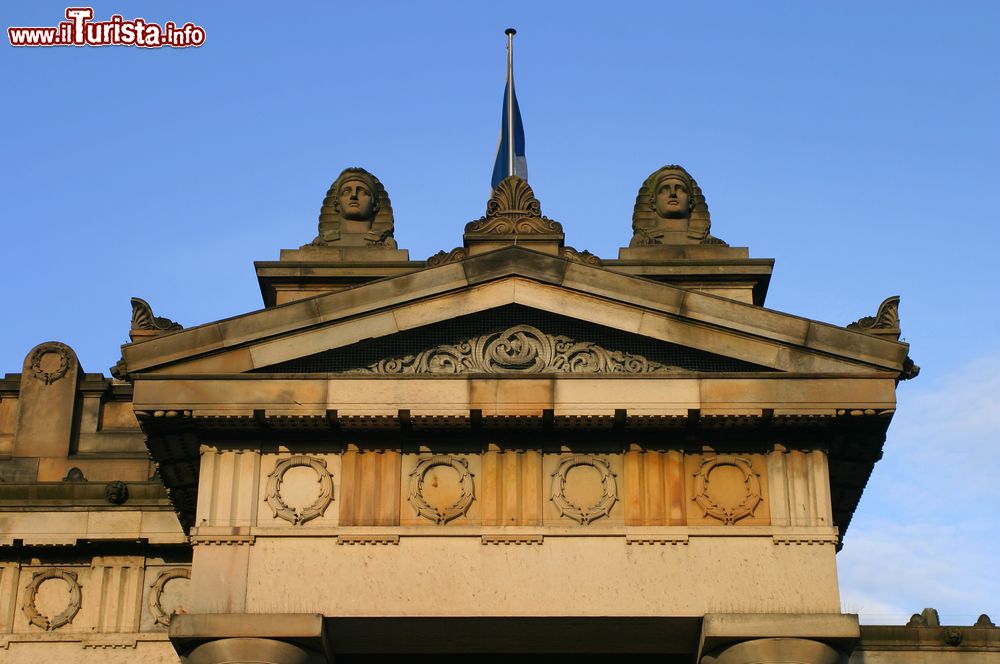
[630, 165, 719, 245]
[313, 167, 396, 248]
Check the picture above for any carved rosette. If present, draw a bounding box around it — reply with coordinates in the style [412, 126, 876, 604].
[350, 324, 679, 375]
[264, 456, 334, 525]
[28, 342, 72, 385]
[692, 455, 761, 525]
[407, 455, 475, 524]
[464, 176, 563, 235]
[148, 568, 190, 627]
[550, 455, 618, 525]
[23, 569, 82, 631]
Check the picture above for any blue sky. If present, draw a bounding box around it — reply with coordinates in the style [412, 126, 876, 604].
[3, 1, 998, 624]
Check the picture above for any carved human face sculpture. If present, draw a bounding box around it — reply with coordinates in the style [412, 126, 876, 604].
[337, 179, 375, 221]
[104, 481, 128, 505]
[654, 176, 692, 219]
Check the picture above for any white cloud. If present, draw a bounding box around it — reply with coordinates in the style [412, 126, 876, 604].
[839, 519, 1000, 624]
[838, 351, 1000, 625]
[893, 352, 1000, 439]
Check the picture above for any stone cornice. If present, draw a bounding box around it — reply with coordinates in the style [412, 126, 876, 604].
[119, 247, 910, 377]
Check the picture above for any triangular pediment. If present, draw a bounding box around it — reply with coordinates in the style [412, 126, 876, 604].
[120, 247, 909, 378]
[254, 304, 773, 375]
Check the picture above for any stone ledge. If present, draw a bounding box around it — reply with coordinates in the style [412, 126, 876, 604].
[625, 534, 689, 545]
[169, 613, 328, 661]
[858, 624, 1000, 651]
[481, 535, 543, 545]
[337, 534, 399, 545]
[0, 633, 170, 649]
[698, 613, 860, 660]
[188, 525, 838, 541]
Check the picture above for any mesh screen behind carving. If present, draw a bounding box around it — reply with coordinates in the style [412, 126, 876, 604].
[253, 304, 773, 374]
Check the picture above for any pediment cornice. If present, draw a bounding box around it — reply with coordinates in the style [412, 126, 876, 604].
[120, 246, 909, 377]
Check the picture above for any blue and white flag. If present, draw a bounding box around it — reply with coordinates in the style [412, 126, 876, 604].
[491, 30, 527, 189]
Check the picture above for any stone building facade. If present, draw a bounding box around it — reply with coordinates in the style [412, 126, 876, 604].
[1, 167, 995, 663]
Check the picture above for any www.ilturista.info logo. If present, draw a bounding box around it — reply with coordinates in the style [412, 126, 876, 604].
[8, 7, 205, 48]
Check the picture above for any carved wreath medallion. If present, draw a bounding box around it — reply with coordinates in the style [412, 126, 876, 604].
[28, 342, 72, 385]
[148, 568, 190, 627]
[692, 455, 762, 525]
[550, 455, 618, 525]
[407, 455, 475, 524]
[264, 455, 334, 525]
[22, 569, 82, 630]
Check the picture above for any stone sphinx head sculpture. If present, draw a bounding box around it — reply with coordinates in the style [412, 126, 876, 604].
[311, 167, 397, 248]
[630, 165, 723, 246]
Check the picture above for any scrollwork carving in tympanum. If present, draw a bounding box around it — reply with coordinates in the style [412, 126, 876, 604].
[264, 455, 334, 525]
[22, 569, 82, 631]
[407, 455, 476, 524]
[691, 454, 761, 525]
[349, 324, 681, 376]
[550, 455, 618, 525]
[148, 568, 190, 627]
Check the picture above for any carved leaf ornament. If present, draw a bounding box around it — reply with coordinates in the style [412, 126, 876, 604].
[264, 455, 334, 525]
[692, 455, 761, 525]
[550, 455, 618, 525]
[408, 455, 476, 524]
[465, 176, 563, 235]
[130, 297, 183, 333]
[847, 295, 900, 331]
[426, 247, 467, 267]
[351, 324, 679, 376]
[149, 568, 190, 627]
[23, 569, 82, 631]
[561, 246, 601, 266]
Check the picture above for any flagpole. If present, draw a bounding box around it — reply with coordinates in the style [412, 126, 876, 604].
[505, 28, 516, 179]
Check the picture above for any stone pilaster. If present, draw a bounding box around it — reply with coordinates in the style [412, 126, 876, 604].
[13, 341, 80, 459]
